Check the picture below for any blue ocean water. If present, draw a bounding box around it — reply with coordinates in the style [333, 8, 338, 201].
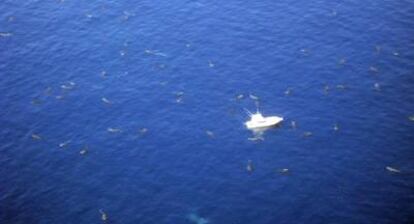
[1, 0, 414, 223]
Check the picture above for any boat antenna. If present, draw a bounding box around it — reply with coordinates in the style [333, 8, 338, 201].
[255, 101, 260, 113]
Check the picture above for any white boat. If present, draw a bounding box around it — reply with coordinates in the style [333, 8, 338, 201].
[245, 112, 283, 129]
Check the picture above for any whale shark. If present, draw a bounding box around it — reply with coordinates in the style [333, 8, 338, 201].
[187, 213, 208, 224]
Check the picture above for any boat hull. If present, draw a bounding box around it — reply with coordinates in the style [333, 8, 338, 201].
[245, 116, 283, 129]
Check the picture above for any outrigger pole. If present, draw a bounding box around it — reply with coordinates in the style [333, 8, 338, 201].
[244, 108, 253, 116]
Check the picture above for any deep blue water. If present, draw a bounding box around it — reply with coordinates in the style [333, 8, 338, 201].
[1, 0, 414, 223]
